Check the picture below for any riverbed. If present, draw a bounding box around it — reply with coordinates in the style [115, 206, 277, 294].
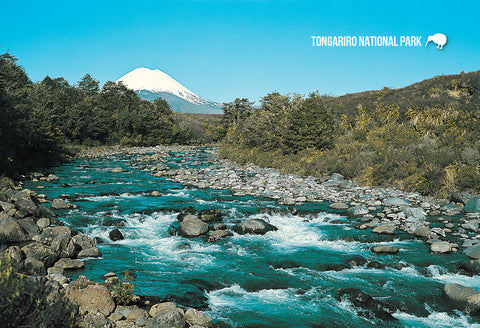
[24, 147, 480, 327]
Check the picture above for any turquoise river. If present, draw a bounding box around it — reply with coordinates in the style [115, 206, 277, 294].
[24, 149, 480, 328]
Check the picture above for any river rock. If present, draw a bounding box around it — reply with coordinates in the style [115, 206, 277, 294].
[430, 241, 453, 253]
[146, 309, 185, 328]
[462, 221, 479, 232]
[460, 259, 480, 274]
[24, 258, 46, 275]
[111, 167, 127, 173]
[80, 313, 113, 328]
[36, 217, 50, 228]
[233, 219, 278, 235]
[465, 196, 480, 213]
[72, 234, 96, 250]
[449, 192, 472, 205]
[207, 230, 231, 242]
[51, 198, 76, 209]
[371, 245, 399, 254]
[66, 278, 116, 316]
[54, 258, 85, 270]
[372, 224, 396, 234]
[440, 203, 464, 216]
[464, 242, 480, 259]
[179, 217, 209, 237]
[347, 205, 369, 216]
[444, 283, 480, 312]
[13, 191, 40, 217]
[149, 302, 179, 317]
[184, 308, 213, 328]
[414, 226, 431, 237]
[0, 217, 27, 244]
[109, 229, 125, 241]
[404, 207, 426, 220]
[77, 247, 102, 258]
[329, 202, 349, 210]
[151, 190, 162, 197]
[127, 308, 148, 321]
[21, 242, 58, 267]
[383, 197, 409, 205]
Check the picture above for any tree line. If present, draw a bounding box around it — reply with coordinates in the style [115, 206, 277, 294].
[0, 52, 184, 177]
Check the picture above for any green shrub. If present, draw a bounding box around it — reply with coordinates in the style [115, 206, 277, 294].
[111, 270, 135, 305]
[0, 258, 79, 328]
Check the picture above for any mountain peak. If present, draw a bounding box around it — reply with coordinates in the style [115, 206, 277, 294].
[116, 67, 210, 106]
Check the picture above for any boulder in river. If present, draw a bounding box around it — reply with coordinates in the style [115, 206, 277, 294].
[179, 217, 209, 237]
[110, 167, 127, 173]
[414, 226, 431, 237]
[371, 245, 399, 254]
[233, 219, 278, 235]
[444, 283, 480, 312]
[337, 288, 397, 321]
[465, 196, 480, 213]
[464, 242, 480, 259]
[460, 259, 480, 274]
[109, 229, 125, 241]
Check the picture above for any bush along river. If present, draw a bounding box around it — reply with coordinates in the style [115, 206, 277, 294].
[22, 146, 480, 327]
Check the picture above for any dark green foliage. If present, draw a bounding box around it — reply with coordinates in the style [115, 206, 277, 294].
[0, 51, 186, 177]
[0, 53, 63, 176]
[0, 258, 79, 328]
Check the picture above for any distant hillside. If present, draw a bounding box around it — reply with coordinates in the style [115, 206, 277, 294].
[219, 69, 480, 197]
[324, 70, 480, 118]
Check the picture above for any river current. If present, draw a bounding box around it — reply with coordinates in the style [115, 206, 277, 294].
[24, 149, 480, 327]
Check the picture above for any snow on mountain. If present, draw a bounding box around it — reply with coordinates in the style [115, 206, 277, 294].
[116, 67, 214, 106]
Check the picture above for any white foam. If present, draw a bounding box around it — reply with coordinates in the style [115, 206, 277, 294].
[394, 308, 480, 328]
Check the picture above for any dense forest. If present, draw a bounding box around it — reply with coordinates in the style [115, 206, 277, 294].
[0, 52, 196, 177]
[219, 70, 480, 197]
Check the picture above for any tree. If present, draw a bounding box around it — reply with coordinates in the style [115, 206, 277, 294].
[78, 74, 99, 95]
[283, 92, 334, 153]
[221, 98, 255, 130]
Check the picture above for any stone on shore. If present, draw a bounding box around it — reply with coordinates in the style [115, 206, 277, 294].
[465, 196, 480, 213]
[146, 309, 185, 328]
[347, 205, 369, 216]
[414, 226, 431, 237]
[372, 224, 396, 234]
[54, 258, 85, 270]
[51, 198, 76, 209]
[0, 218, 27, 244]
[22, 242, 58, 267]
[179, 217, 209, 237]
[233, 219, 278, 235]
[184, 308, 213, 328]
[149, 302, 179, 317]
[77, 247, 102, 258]
[383, 197, 409, 205]
[66, 278, 116, 316]
[430, 241, 453, 253]
[329, 202, 349, 210]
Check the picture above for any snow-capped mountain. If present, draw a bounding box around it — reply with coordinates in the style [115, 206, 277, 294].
[116, 68, 222, 114]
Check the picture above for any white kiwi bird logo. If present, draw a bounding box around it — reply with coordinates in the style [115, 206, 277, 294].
[425, 33, 447, 49]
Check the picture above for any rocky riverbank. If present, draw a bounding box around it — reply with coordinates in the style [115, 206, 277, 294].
[0, 175, 214, 328]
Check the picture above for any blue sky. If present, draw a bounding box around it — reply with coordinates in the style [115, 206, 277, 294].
[2, 0, 479, 103]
